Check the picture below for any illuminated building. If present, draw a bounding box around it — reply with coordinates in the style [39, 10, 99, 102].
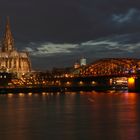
[80, 58, 87, 66]
[0, 17, 31, 76]
[74, 62, 80, 69]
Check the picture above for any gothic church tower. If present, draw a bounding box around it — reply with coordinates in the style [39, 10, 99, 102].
[2, 17, 15, 52]
[0, 17, 31, 76]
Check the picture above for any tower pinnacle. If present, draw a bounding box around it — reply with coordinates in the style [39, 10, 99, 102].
[2, 16, 15, 52]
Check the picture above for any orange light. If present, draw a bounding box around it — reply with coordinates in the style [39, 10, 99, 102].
[128, 77, 135, 90]
[42, 92, 46, 95]
[28, 92, 32, 96]
[66, 81, 71, 85]
[19, 93, 24, 97]
[91, 81, 96, 85]
[8, 93, 13, 97]
[79, 81, 83, 85]
[128, 77, 135, 84]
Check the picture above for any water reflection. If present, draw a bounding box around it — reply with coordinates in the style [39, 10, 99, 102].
[28, 92, 32, 96]
[0, 92, 139, 139]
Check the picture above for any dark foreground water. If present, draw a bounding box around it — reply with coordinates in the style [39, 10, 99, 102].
[0, 91, 140, 140]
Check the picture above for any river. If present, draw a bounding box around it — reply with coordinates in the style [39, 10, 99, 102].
[0, 91, 140, 140]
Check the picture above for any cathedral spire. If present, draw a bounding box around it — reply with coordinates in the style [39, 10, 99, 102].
[2, 16, 15, 52]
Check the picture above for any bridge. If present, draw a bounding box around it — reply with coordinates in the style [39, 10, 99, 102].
[16, 58, 140, 92]
[0, 58, 140, 93]
[78, 58, 140, 92]
[22, 58, 140, 92]
[80, 58, 140, 77]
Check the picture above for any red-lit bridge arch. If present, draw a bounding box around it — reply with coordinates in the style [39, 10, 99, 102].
[80, 58, 140, 77]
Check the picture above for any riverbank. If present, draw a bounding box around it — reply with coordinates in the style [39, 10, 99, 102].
[0, 85, 127, 94]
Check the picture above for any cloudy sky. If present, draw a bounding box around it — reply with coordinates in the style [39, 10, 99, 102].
[0, 0, 140, 70]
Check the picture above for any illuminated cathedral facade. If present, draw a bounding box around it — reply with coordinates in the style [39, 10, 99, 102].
[0, 17, 31, 75]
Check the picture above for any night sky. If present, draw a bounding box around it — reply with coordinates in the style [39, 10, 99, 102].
[0, 0, 140, 70]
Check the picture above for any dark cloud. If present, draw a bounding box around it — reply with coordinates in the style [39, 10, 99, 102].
[0, 0, 140, 69]
[0, 0, 81, 43]
[15, 33, 140, 70]
[0, 0, 140, 43]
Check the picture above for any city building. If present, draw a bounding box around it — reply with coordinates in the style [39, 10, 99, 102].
[0, 17, 31, 76]
[80, 58, 87, 66]
[74, 62, 80, 69]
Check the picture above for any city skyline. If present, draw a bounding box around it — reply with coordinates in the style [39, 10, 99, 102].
[0, 0, 140, 70]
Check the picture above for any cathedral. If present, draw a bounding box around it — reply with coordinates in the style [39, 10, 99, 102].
[0, 17, 31, 76]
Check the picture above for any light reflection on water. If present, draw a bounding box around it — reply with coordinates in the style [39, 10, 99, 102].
[0, 91, 140, 140]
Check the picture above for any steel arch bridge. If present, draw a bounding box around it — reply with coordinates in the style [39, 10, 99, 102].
[80, 58, 140, 77]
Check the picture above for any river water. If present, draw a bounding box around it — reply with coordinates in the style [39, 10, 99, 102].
[0, 91, 140, 140]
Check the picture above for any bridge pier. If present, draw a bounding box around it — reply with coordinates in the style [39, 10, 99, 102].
[135, 77, 140, 92]
[128, 77, 140, 92]
[128, 77, 135, 92]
